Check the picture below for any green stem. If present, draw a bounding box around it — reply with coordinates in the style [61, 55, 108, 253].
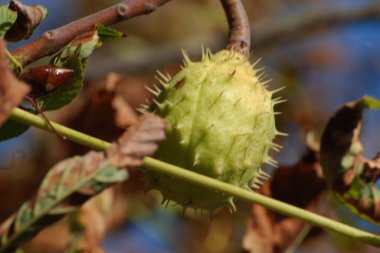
[8, 108, 380, 247]
[143, 157, 380, 247]
[10, 108, 111, 151]
[5, 48, 22, 75]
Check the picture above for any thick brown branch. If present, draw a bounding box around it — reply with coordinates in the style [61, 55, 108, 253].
[12, 0, 172, 67]
[220, 0, 251, 55]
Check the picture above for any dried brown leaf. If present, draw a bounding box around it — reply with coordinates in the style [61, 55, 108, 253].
[361, 153, 380, 183]
[73, 189, 115, 253]
[71, 30, 100, 47]
[56, 73, 150, 156]
[5, 0, 46, 42]
[22, 188, 119, 253]
[112, 95, 137, 126]
[243, 145, 327, 253]
[320, 96, 380, 222]
[0, 114, 165, 252]
[320, 99, 364, 191]
[0, 39, 30, 125]
[105, 72, 139, 128]
[107, 113, 166, 168]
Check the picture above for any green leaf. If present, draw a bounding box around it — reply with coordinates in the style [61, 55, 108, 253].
[96, 24, 126, 42]
[38, 50, 84, 111]
[15, 203, 32, 232]
[28, 26, 123, 112]
[48, 206, 77, 215]
[357, 95, 380, 109]
[0, 108, 38, 141]
[38, 31, 101, 111]
[51, 31, 100, 65]
[95, 164, 129, 183]
[0, 5, 16, 38]
[0, 119, 30, 141]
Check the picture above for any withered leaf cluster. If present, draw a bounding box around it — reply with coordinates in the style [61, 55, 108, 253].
[0, 114, 166, 252]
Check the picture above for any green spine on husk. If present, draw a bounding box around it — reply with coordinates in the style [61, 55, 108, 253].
[140, 49, 284, 212]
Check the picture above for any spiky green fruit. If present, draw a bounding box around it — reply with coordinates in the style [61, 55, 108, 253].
[142, 49, 283, 211]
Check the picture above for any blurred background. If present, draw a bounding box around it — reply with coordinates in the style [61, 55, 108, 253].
[1, 0, 380, 252]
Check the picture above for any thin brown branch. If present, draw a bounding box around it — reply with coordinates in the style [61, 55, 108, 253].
[84, 0, 380, 77]
[12, 0, 172, 67]
[220, 0, 251, 55]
